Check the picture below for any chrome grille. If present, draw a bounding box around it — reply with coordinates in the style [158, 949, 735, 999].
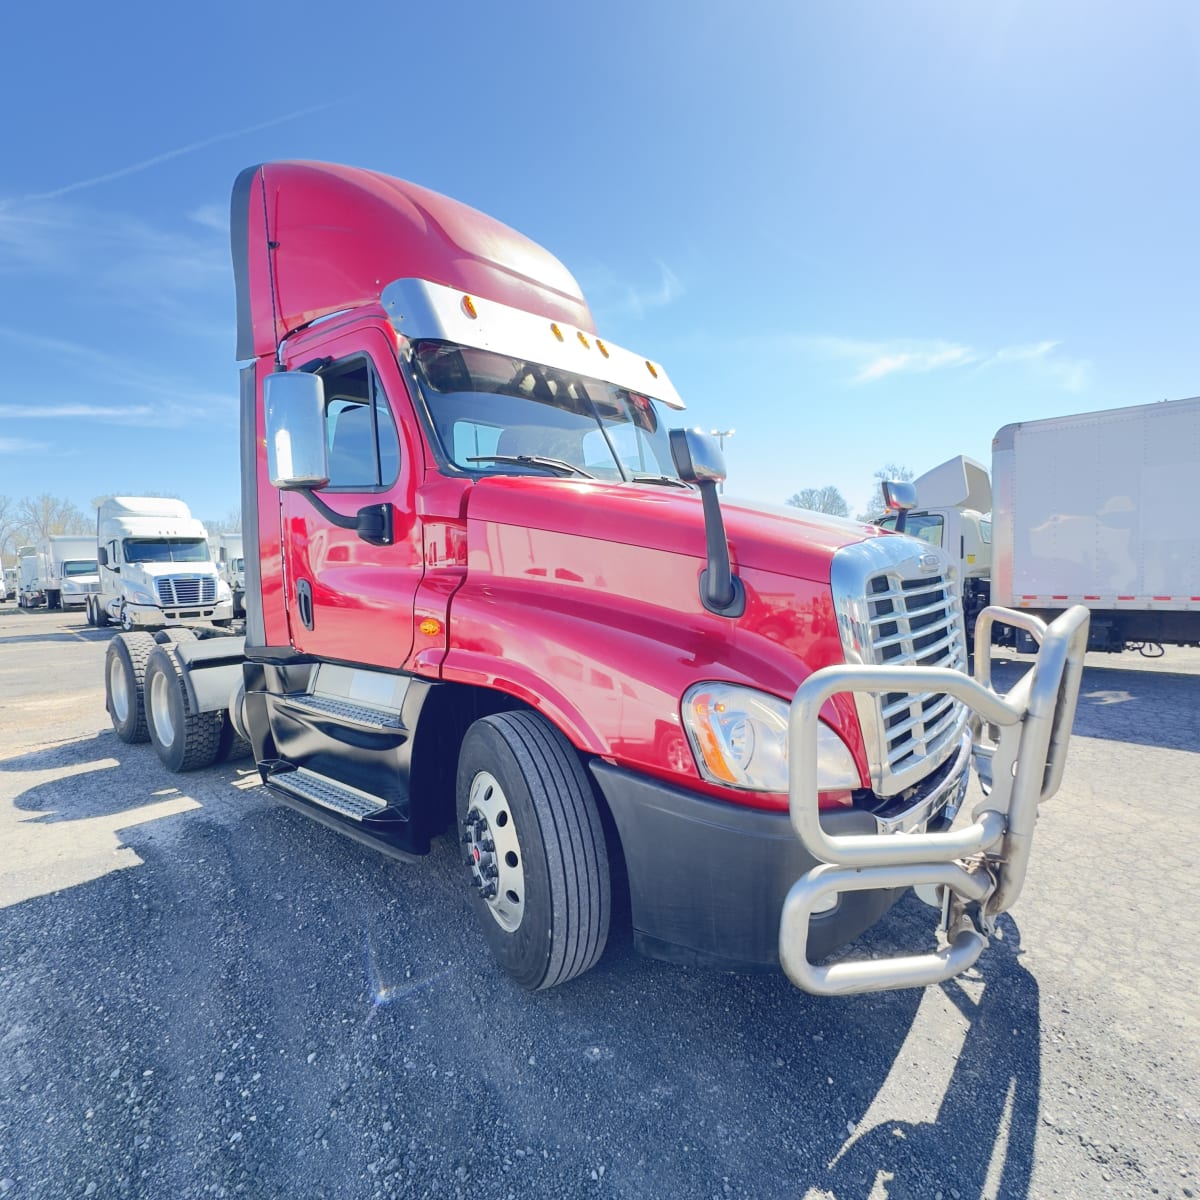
[832, 537, 968, 797]
[155, 576, 217, 606]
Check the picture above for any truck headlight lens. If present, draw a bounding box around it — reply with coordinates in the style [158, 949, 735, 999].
[682, 683, 860, 793]
[217, 581, 232, 602]
[124, 583, 158, 604]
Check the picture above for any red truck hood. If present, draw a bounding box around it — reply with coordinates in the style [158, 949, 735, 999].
[443, 475, 885, 798]
[466, 475, 886, 582]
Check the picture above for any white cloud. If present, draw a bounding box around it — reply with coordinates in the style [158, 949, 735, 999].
[0, 437, 49, 453]
[797, 333, 1091, 391]
[189, 203, 229, 234]
[577, 260, 684, 322]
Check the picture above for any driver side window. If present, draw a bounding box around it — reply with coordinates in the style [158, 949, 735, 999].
[318, 357, 401, 490]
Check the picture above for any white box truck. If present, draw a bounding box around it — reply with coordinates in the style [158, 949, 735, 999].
[901, 396, 1200, 652]
[39, 534, 99, 611]
[90, 497, 233, 631]
[215, 533, 245, 616]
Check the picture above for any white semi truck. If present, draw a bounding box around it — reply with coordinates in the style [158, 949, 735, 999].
[89, 497, 233, 631]
[215, 533, 245, 616]
[39, 534, 99, 611]
[16, 547, 45, 609]
[899, 396, 1200, 653]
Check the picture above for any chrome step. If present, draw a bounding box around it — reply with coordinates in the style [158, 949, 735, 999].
[271, 767, 388, 821]
[282, 694, 405, 731]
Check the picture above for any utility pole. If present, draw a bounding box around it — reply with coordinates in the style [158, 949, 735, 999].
[710, 428, 735, 493]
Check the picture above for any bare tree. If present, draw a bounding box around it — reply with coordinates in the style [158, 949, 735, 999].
[202, 508, 242, 535]
[0, 495, 19, 560]
[14, 494, 91, 542]
[857, 463, 915, 522]
[786, 486, 850, 517]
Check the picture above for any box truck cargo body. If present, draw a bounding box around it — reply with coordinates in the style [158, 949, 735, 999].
[40, 534, 99, 610]
[904, 397, 1199, 652]
[992, 397, 1200, 649]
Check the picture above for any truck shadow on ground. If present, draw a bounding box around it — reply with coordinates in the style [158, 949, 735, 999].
[987, 656, 1198, 753]
[1, 736, 1042, 1200]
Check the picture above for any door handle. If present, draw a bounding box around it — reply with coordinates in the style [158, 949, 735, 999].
[297, 579, 314, 630]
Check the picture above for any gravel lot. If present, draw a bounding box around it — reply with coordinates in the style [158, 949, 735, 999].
[1, 603, 1197, 1199]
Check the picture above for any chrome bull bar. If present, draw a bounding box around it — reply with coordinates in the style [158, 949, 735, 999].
[780, 604, 1090, 995]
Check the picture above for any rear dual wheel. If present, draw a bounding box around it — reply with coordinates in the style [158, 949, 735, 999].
[456, 712, 610, 990]
[144, 646, 223, 772]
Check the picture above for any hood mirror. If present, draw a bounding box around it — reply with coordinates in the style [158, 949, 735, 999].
[881, 479, 917, 534]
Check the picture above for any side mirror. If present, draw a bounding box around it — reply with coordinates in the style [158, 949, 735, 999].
[265, 371, 330, 489]
[669, 428, 727, 485]
[881, 480, 917, 533]
[97, 547, 108, 567]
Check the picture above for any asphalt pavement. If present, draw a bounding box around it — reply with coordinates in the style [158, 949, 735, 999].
[1, 603, 1197, 1199]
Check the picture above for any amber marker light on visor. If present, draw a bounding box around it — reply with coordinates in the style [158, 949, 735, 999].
[461, 295, 478, 319]
[577, 331, 591, 348]
[645, 360, 659, 378]
[550, 323, 564, 342]
[596, 339, 610, 358]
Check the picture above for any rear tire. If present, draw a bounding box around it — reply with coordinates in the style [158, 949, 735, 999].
[105, 632, 156, 743]
[456, 711, 610, 990]
[144, 646, 223, 771]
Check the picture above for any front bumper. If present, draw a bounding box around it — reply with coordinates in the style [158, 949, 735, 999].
[124, 600, 234, 627]
[780, 605, 1090, 995]
[590, 733, 970, 971]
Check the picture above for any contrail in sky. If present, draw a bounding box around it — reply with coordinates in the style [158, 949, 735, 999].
[16, 99, 347, 204]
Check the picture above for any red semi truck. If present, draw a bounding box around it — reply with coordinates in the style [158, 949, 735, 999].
[103, 162, 1088, 994]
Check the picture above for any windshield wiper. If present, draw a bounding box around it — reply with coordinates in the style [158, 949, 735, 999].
[467, 455, 596, 479]
[630, 473, 691, 488]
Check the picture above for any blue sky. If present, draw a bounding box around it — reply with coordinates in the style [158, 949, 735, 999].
[2, 1, 1197, 531]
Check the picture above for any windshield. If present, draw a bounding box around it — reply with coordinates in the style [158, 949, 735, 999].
[123, 538, 210, 564]
[63, 560, 97, 577]
[409, 340, 681, 482]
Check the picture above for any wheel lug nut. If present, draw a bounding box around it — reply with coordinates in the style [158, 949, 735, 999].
[480, 837, 495, 852]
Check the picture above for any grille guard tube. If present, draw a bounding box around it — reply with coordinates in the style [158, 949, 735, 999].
[780, 604, 1090, 996]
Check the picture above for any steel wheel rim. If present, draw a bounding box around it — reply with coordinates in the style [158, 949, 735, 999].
[108, 656, 130, 723]
[148, 669, 176, 748]
[463, 770, 525, 933]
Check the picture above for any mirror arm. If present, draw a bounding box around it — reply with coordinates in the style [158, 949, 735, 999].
[297, 490, 394, 546]
[697, 480, 745, 617]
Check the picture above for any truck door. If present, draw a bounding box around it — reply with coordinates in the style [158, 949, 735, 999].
[278, 327, 422, 668]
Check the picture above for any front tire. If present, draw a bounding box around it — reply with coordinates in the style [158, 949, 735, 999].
[144, 646, 223, 771]
[456, 711, 610, 990]
[105, 632, 156, 743]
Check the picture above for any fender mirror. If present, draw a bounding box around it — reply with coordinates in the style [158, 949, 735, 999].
[264, 371, 330, 489]
[881, 480, 917, 533]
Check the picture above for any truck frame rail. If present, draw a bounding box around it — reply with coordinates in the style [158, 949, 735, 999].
[780, 604, 1090, 995]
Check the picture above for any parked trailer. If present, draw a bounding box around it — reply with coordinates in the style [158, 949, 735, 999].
[900, 397, 1200, 653]
[102, 161, 1088, 996]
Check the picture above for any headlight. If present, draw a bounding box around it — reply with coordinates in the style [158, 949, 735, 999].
[682, 682, 860, 793]
[124, 583, 158, 604]
[217, 580, 232, 602]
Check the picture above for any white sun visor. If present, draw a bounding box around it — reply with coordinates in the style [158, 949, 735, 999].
[381, 278, 685, 410]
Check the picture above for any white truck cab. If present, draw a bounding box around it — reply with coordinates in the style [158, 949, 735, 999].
[878, 455, 993, 631]
[91, 497, 233, 630]
[40, 535, 100, 611]
[215, 533, 245, 616]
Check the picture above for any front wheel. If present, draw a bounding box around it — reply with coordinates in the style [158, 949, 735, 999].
[144, 646, 223, 771]
[456, 711, 610, 990]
